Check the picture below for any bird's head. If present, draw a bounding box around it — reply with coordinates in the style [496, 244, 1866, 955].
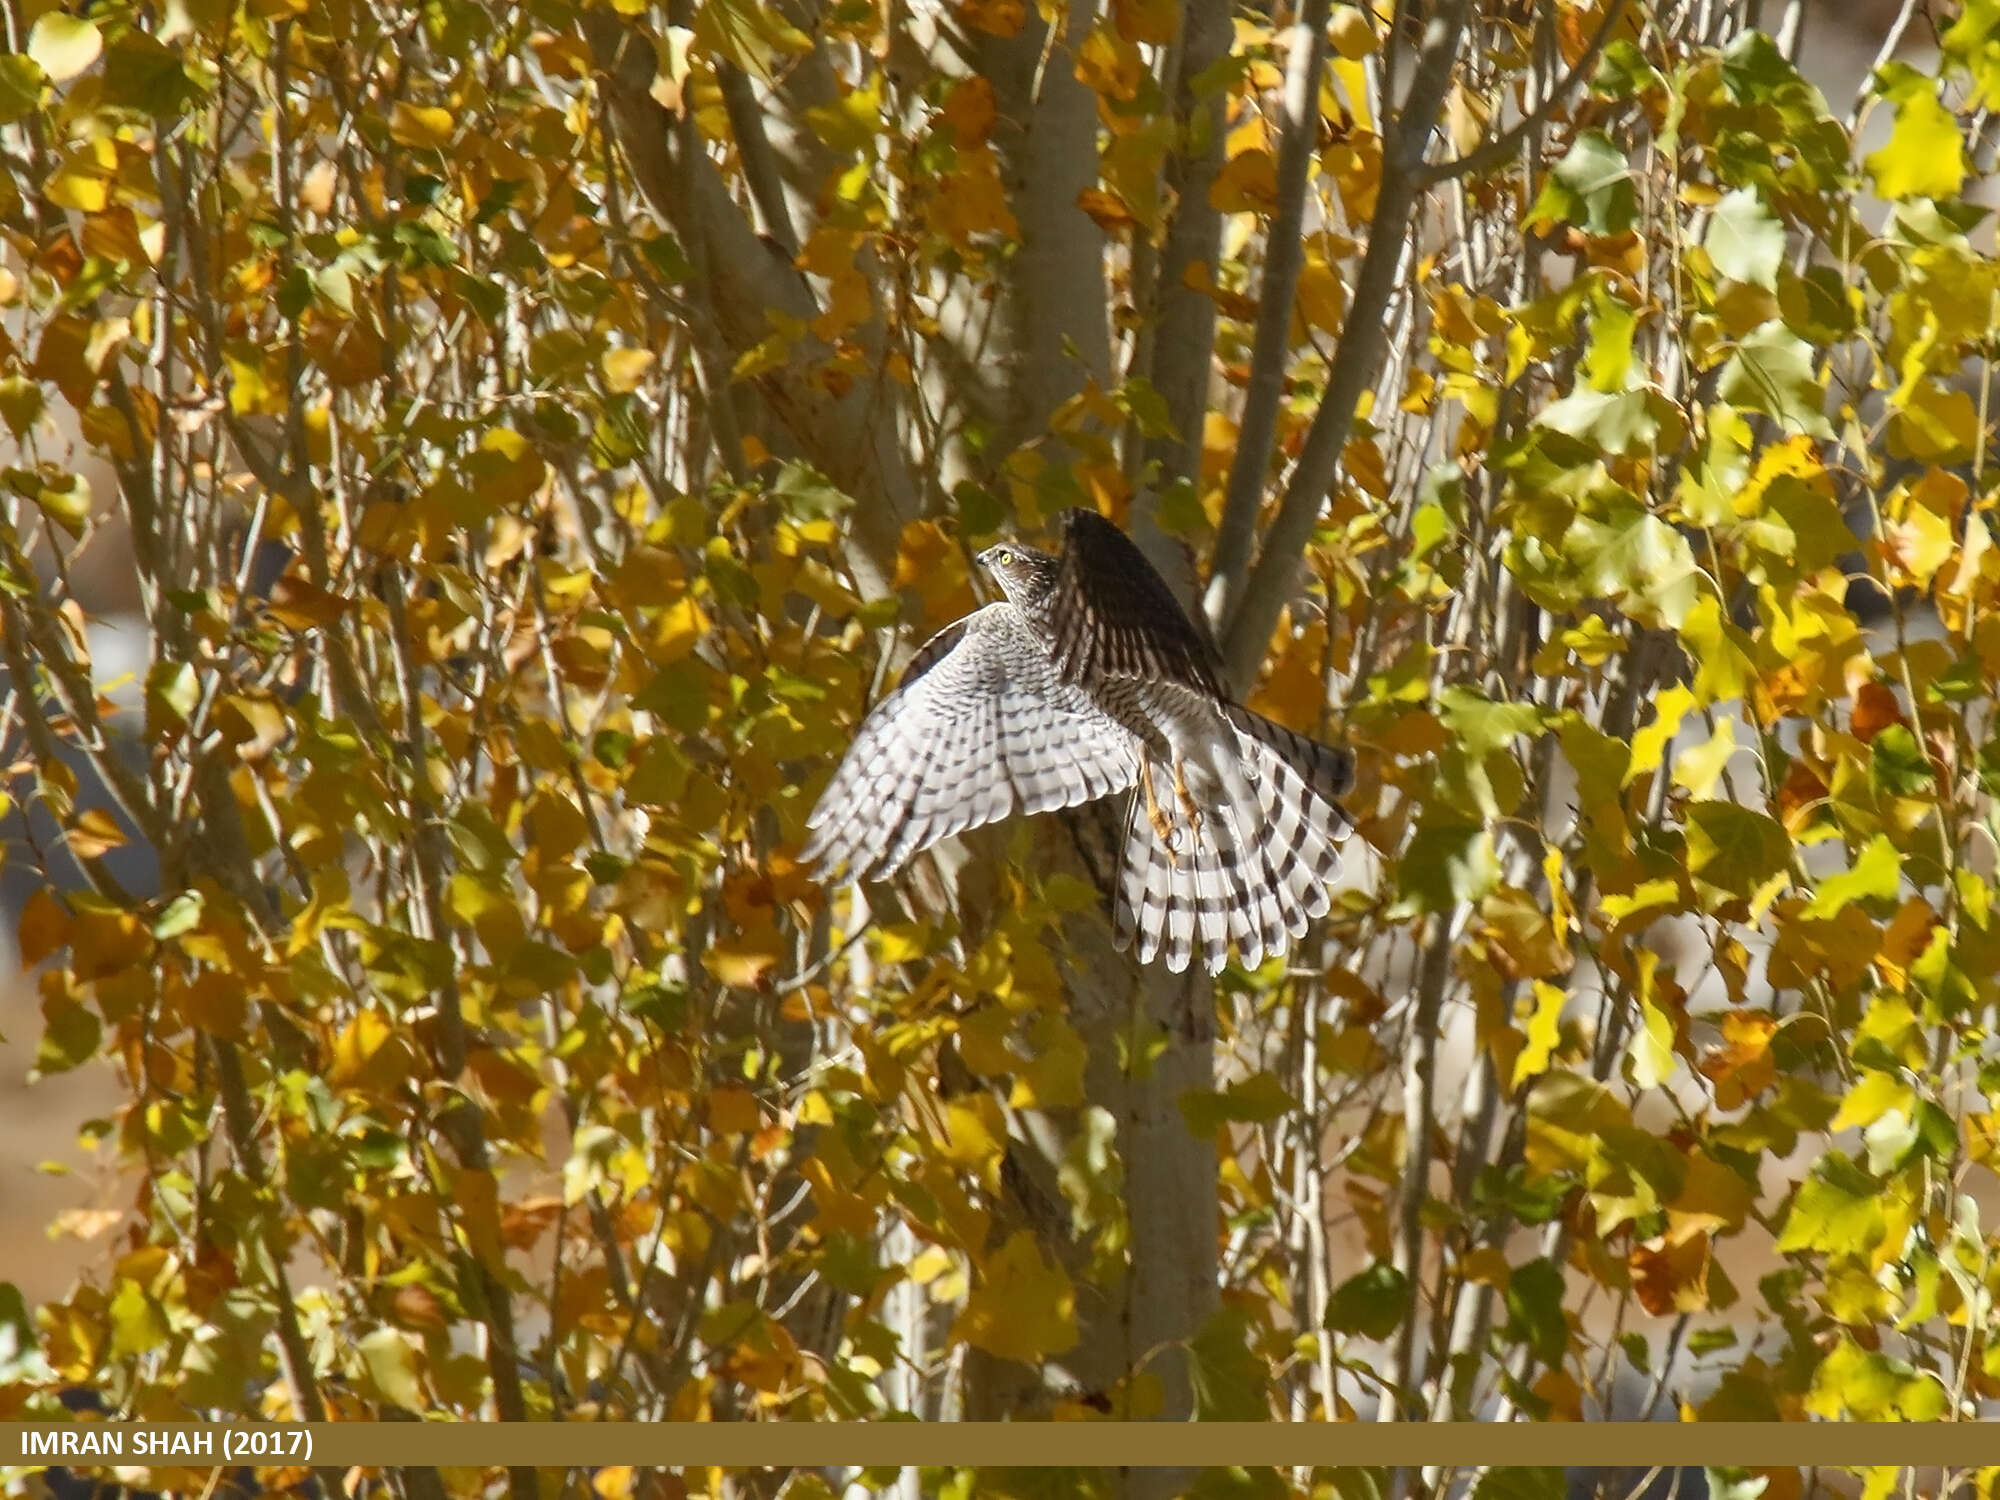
[976, 540, 1059, 608]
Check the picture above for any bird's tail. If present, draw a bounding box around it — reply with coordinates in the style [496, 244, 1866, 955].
[1112, 710, 1354, 975]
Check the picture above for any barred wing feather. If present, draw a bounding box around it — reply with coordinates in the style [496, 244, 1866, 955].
[803, 604, 1143, 882]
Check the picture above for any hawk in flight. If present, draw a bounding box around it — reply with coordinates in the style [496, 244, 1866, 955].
[804, 509, 1354, 975]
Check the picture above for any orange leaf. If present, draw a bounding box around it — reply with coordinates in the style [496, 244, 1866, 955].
[18, 888, 71, 967]
[1075, 187, 1136, 234]
[941, 76, 997, 147]
[1850, 681, 1906, 743]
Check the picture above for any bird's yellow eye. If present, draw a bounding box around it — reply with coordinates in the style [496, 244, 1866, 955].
[996, 548, 1014, 566]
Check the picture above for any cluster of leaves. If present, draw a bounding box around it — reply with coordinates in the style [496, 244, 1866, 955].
[1, 0, 1999, 1496]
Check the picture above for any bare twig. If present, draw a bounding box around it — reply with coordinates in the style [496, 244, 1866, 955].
[1208, 0, 1332, 632]
[1417, 0, 1632, 187]
[1219, 0, 1476, 692]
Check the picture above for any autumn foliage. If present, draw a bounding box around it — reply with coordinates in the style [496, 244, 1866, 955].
[2, 0, 2000, 1494]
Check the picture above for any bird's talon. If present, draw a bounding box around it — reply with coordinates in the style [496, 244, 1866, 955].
[1171, 759, 1205, 851]
[1140, 759, 1182, 865]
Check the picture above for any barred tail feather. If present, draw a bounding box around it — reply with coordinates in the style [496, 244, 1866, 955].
[1227, 706, 1357, 814]
[1108, 718, 1354, 975]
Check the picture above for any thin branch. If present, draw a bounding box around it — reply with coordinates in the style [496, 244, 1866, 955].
[206, 1035, 349, 1500]
[1208, 0, 1332, 631]
[1218, 0, 1476, 692]
[1847, 0, 1923, 129]
[1137, 0, 1231, 499]
[1417, 0, 1631, 187]
[717, 62, 802, 260]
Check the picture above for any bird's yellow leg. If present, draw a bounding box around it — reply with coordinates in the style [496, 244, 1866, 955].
[1140, 758, 1179, 861]
[1172, 754, 1205, 847]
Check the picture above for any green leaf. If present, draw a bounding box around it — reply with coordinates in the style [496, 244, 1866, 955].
[0, 376, 45, 439]
[1776, 1152, 1883, 1256]
[1565, 497, 1702, 630]
[1394, 818, 1498, 915]
[1179, 1071, 1299, 1136]
[151, 890, 205, 940]
[147, 659, 200, 738]
[103, 31, 194, 118]
[1685, 801, 1790, 900]
[358, 1327, 427, 1410]
[1473, 1472, 1565, 1500]
[109, 1276, 169, 1356]
[690, 0, 814, 84]
[771, 460, 856, 521]
[0, 54, 45, 125]
[0, 1282, 52, 1383]
[35, 996, 100, 1076]
[1706, 188, 1786, 288]
[1437, 687, 1540, 758]
[1871, 724, 1934, 797]
[1186, 1304, 1269, 1421]
[1530, 129, 1637, 235]
[1535, 388, 1659, 454]
[1716, 321, 1832, 439]
[1326, 1261, 1411, 1340]
[1705, 1471, 1772, 1500]
[1807, 1333, 1950, 1419]
[1503, 1258, 1568, 1365]
[1805, 834, 1902, 917]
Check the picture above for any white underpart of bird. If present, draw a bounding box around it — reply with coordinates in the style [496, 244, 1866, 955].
[803, 508, 1355, 975]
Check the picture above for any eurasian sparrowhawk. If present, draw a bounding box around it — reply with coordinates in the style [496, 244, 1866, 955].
[804, 508, 1354, 975]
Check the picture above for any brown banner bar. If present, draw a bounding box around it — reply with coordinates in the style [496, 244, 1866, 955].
[6, 1423, 2000, 1469]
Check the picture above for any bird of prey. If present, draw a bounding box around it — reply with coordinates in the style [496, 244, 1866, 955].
[803, 508, 1355, 975]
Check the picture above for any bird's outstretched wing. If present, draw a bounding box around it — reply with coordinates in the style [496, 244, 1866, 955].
[803, 603, 1142, 883]
[1045, 507, 1224, 697]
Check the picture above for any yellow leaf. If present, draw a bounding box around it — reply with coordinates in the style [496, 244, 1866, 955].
[28, 14, 102, 82]
[704, 937, 779, 989]
[1832, 1069, 1914, 1133]
[358, 1328, 427, 1410]
[1211, 148, 1278, 214]
[601, 346, 655, 393]
[330, 1008, 414, 1094]
[1866, 82, 1965, 202]
[1671, 716, 1736, 799]
[68, 806, 127, 859]
[1295, 256, 1347, 335]
[949, 1230, 1078, 1363]
[649, 594, 711, 663]
[893, 519, 975, 630]
[390, 102, 455, 149]
[959, 0, 1026, 36]
[1626, 683, 1694, 784]
[1511, 980, 1566, 1089]
[1597, 877, 1680, 928]
[1881, 502, 1956, 586]
[69, 900, 150, 980]
[1627, 995, 1676, 1089]
[937, 1096, 1004, 1172]
[1330, 5, 1377, 59]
